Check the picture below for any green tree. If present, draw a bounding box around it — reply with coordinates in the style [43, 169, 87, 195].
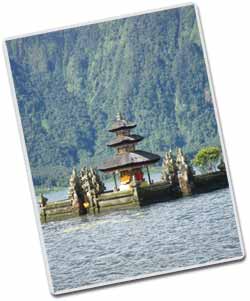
[193, 146, 221, 173]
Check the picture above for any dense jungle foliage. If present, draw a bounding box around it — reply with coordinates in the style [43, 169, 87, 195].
[6, 5, 220, 189]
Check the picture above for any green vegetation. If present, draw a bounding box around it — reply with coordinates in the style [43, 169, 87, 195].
[6, 5, 220, 189]
[193, 146, 221, 173]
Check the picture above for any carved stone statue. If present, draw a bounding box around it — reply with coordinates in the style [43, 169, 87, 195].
[217, 158, 226, 172]
[176, 148, 194, 196]
[68, 168, 78, 206]
[79, 167, 106, 212]
[68, 168, 86, 212]
[39, 193, 48, 208]
[162, 150, 178, 185]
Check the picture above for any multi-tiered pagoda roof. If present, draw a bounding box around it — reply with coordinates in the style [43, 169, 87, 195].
[98, 113, 160, 173]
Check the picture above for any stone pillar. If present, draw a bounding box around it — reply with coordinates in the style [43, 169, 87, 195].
[131, 175, 139, 203]
[217, 158, 226, 172]
[176, 148, 194, 196]
[80, 167, 106, 213]
[68, 168, 78, 206]
[39, 193, 48, 222]
[68, 168, 87, 214]
[161, 150, 178, 185]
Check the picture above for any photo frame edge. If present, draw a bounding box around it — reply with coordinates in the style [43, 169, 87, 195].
[3, 3, 245, 295]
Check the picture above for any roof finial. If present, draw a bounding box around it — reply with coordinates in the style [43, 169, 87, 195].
[116, 112, 123, 121]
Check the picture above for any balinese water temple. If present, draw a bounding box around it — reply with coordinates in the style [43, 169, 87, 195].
[98, 113, 161, 191]
[40, 113, 229, 223]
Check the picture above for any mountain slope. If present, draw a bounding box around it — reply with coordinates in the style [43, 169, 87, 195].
[6, 5, 220, 188]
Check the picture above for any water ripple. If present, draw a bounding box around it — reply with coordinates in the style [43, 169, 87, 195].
[42, 188, 242, 293]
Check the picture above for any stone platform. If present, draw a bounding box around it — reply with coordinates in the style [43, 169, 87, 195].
[40, 171, 228, 223]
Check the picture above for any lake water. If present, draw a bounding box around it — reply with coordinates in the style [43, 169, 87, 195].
[41, 188, 243, 294]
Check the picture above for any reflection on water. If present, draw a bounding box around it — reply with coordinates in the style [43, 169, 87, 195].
[42, 188, 242, 293]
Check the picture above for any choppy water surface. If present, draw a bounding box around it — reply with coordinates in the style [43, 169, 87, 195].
[42, 188, 242, 293]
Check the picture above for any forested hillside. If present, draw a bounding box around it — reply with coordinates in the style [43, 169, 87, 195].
[6, 5, 220, 188]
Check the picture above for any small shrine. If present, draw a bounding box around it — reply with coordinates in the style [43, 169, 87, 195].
[98, 113, 161, 191]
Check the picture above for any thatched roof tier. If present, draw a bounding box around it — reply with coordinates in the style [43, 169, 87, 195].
[109, 120, 136, 132]
[98, 150, 161, 172]
[107, 134, 144, 147]
[108, 112, 136, 132]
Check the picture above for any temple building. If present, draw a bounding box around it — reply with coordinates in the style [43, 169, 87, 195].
[98, 113, 160, 191]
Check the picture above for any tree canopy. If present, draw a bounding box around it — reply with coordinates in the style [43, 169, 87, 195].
[193, 146, 221, 173]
